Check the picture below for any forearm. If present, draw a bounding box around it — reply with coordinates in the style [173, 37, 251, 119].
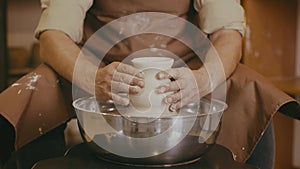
[40, 30, 80, 81]
[39, 30, 144, 104]
[39, 30, 101, 94]
[209, 29, 242, 78]
[196, 29, 242, 96]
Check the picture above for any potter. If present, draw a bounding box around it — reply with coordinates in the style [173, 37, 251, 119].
[130, 57, 174, 116]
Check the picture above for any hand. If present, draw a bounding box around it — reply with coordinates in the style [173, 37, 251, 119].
[95, 62, 144, 105]
[156, 67, 211, 111]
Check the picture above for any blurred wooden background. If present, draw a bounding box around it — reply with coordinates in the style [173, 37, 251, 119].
[242, 0, 299, 169]
[0, 0, 299, 168]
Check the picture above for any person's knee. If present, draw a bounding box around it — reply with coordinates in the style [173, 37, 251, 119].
[0, 115, 15, 167]
[246, 121, 275, 169]
[16, 124, 66, 169]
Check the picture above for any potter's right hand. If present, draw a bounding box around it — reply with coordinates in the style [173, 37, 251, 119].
[95, 62, 144, 105]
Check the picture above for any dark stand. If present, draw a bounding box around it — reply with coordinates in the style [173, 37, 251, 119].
[32, 143, 258, 169]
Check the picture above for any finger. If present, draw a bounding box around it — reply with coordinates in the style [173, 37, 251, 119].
[157, 68, 183, 80]
[117, 63, 144, 78]
[169, 90, 198, 111]
[157, 80, 185, 94]
[169, 103, 180, 112]
[157, 81, 180, 94]
[111, 81, 142, 94]
[111, 92, 130, 106]
[112, 72, 144, 88]
[169, 98, 185, 112]
[164, 91, 182, 104]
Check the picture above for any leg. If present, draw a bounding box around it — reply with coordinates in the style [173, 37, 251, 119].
[0, 115, 15, 168]
[246, 120, 275, 169]
[15, 124, 66, 169]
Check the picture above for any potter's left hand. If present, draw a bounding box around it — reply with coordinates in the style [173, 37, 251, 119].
[157, 67, 211, 111]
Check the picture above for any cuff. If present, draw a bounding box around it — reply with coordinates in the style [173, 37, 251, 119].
[195, 0, 245, 36]
[34, 0, 93, 43]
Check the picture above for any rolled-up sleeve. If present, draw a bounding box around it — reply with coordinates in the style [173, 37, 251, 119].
[194, 0, 245, 36]
[34, 0, 93, 43]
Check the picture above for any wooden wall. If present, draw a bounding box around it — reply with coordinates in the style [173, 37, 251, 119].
[243, 0, 297, 77]
[242, 0, 298, 169]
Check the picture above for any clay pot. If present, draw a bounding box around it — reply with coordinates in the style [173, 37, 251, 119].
[130, 57, 174, 115]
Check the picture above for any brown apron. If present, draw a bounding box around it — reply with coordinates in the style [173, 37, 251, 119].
[0, 0, 299, 163]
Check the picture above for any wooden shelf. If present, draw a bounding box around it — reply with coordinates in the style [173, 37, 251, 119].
[8, 67, 33, 76]
[271, 77, 300, 95]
